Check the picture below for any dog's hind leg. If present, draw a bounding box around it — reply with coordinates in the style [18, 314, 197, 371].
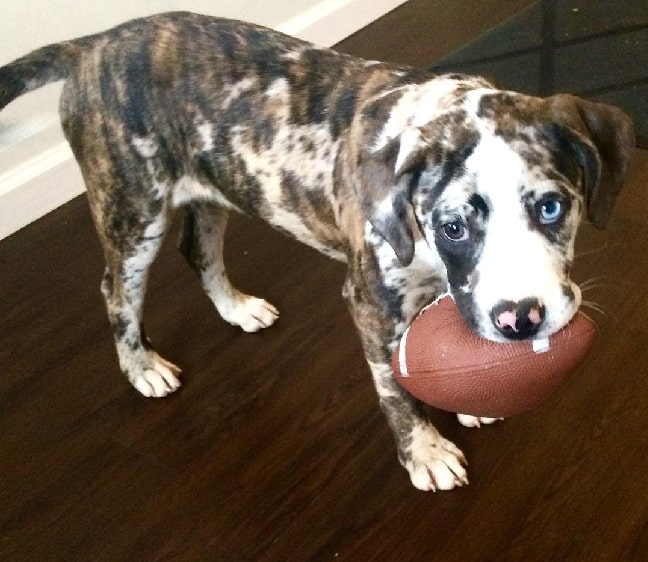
[98, 206, 182, 398]
[78, 152, 181, 397]
[179, 204, 279, 332]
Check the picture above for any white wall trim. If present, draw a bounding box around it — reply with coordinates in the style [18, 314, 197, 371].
[278, 0, 407, 46]
[0, 143, 72, 199]
[0, 146, 84, 239]
[0, 0, 407, 240]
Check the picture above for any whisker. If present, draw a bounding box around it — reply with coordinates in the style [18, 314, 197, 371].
[579, 277, 608, 292]
[577, 309, 599, 329]
[580, 300, 607, 316]
[581, 284, 603, 295]
[575, 246, 608, 259]
[574, 240, 624, 259]
[577, 277, 636, 294]
[579, 299, 621, 328]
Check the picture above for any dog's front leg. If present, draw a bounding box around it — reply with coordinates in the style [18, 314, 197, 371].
[342, 265, 468, 492]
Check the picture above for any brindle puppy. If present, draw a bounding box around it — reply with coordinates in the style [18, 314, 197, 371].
[0, 12, 635, 490]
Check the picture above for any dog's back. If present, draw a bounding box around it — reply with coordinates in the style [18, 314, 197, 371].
[0, 11, 428, 252]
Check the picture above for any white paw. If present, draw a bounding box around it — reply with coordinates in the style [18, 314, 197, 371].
[220, 295, 279, 333]
[404, 423, 468, 492]
[131, 352, 182, 398]
[457, 414, 503, 428]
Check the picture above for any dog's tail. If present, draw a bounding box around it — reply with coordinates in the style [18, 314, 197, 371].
[0, 39, 89, 110]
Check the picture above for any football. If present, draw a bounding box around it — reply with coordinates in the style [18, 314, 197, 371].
[392, 295, 597, 417]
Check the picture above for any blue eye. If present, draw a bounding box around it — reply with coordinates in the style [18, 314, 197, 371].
[538, 198, 564, 224]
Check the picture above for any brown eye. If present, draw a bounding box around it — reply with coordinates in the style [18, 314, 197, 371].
[441, 220, 468, 242]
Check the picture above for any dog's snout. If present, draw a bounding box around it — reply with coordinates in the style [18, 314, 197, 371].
[491, 298, 545, 340]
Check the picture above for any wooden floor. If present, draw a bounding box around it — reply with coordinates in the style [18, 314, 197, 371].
[2, 1, 647, 560]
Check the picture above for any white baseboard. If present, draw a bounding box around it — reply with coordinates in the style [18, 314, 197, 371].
[0, 0, 407, 240]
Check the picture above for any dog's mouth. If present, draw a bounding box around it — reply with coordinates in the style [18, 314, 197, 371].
[452, 282, 582, 343]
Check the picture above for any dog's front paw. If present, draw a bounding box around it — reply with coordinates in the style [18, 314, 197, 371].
[403, 422, 468, 491]
[129, 352, 182, 398]
[218, 295, 279, 333]
[456, 414, 503, 428]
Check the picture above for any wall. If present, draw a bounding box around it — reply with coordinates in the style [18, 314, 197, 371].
[0, 0, 407, 238]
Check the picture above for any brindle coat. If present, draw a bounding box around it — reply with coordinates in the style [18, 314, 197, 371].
[0, 12, 635, 490]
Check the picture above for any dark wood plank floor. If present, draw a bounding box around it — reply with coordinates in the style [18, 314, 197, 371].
[2, 1, 647, 560]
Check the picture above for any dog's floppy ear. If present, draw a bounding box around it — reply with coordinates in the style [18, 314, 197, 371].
[355, 128, 425, 266]
[548, 95, 635, 228]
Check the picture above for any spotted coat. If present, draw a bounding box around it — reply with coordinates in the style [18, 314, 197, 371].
[0, 12, 635, 491]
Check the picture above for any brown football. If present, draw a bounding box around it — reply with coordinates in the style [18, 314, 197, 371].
[392, 295, 596, 417]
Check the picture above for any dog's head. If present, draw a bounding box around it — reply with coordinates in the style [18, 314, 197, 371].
[354, 77, 635, 341]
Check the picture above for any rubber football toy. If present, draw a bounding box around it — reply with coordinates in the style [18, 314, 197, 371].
[392, 295, 596, 417]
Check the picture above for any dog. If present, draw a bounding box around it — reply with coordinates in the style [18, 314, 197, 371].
[0, 12, 635, 491]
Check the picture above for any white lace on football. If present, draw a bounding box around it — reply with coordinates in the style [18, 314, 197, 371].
[398, 291, 452, 377]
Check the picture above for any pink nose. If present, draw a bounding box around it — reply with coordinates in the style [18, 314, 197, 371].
[491, 299, 545, 340]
